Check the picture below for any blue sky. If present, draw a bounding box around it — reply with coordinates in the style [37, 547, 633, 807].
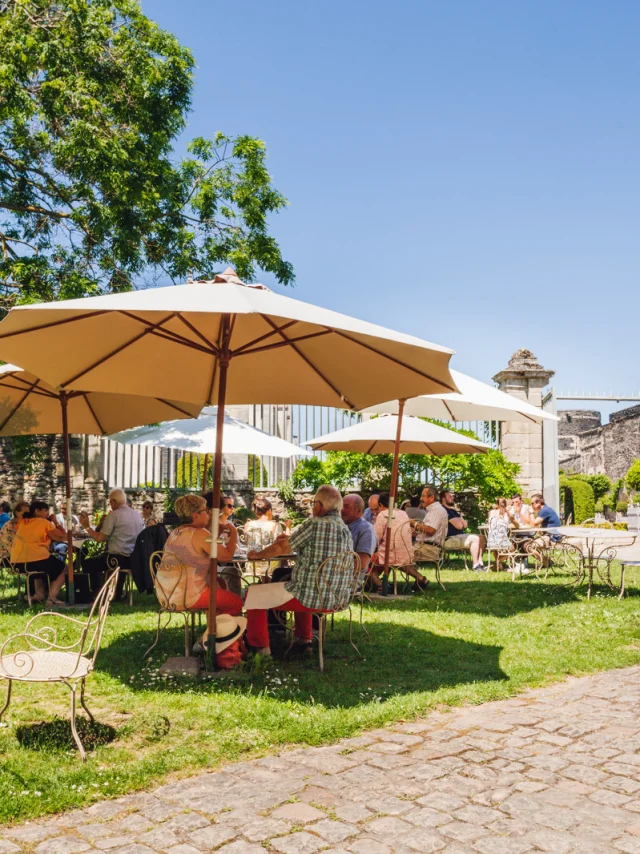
[144, 0, 640, 421]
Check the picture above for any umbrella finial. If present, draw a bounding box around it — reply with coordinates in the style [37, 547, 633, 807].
[210, 267, 271, 291]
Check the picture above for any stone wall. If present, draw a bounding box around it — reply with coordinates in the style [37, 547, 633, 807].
[562, 404, 640, 480]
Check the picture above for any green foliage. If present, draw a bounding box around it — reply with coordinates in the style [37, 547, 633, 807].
[291, 441, 520, 529]
[232, 505, 255, 525]
[626, 459, 640, 493]
[616, 501, 628, 514]
[560, 475, 595, 524]
[0, 0, 292, 311]
[8, 434, 49, 475]
[583, 474, 612, 502]
[175, 454, 209, 490]
[583, 520, 629, 531]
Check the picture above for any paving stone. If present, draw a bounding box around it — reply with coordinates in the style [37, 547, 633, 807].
[105, 847, 156, 854]
[94, 838, 134, 850]
[187, 824, 237, 850]
[522, 829, 580, 853]
[614, 837, 640, 854]
[0, 842, 20, 854]
[163, 815, 211, 835]
[298, 785, 337, 807]
[473, 837, 533, 854]
[366, 816, 413, 837]
[269, 831, 326, 854]
[332, 803, 373, 823]
[77, 824, 119, 841]
[396, 828, 446, 852]
[346, 840, 392, 854]
[135, 827, 180, 850]
[35, 841, 92, 854]
[6, 826, 61, 843]
[307, 819, 358, 843]
[215, 843, 264, 854]
[271, 802, 326, 823]
[241, 819, 290, 842]
[138, 802, 183, 822]
[441, 821, 490, 843]
[164, 847, 201, 854]
[110, 816, 156, 835]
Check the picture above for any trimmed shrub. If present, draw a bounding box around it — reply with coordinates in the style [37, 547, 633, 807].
[560, 475, 595, 524]
[627, 459, 640, 493]
[616, 501, 628, 514]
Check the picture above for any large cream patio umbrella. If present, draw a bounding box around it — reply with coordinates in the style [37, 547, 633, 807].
[0, 364, 201, 603]
[361, 369, 559, 423]
[306, 414, 489, 579]
[0, 269, 458, 660]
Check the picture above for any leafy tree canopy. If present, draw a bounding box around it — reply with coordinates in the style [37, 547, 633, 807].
[626, 459, 640, 494]
[0, 0, 293, 311]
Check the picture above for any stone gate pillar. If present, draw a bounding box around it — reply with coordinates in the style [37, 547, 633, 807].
[492, 349, 554, 496]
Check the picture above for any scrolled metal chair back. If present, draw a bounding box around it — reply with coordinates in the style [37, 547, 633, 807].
[149, 549, 190, 612]
[315, 550, 361, 613]
[82, 570, 120, 665]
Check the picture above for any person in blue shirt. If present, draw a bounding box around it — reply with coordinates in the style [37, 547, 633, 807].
[363, 494, 379, 524]
[341, 493, 379, 585]
[531, 494, 561, 529]
[0, 501, 11, 530]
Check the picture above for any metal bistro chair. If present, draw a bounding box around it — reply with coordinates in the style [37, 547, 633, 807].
[2, 532, 52, 606]
[285, 550, 361, 672]
[144, 550, 205, 658]
[0, 571, 119, 761]
[410, 523, 447, 591]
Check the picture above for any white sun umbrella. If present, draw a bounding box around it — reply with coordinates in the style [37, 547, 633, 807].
[361, 369, 559, 423]
[0, 364, 201, 602]
[110, 407, 312, 481]
[0, 268, 457, 661]
[306, 414, 490, 455]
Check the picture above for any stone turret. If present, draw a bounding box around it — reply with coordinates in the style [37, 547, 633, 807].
[493, 349, 555, 495]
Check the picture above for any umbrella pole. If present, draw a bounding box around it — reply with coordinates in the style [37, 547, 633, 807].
[382, 400, 406, 584]
[60, 394, 75, 606]
[206, 321, 231, 671]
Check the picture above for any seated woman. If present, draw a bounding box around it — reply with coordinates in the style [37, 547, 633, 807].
[374, 493, 428, 592]
[142, 500, 157, 527]
[11, 500, 68, 604]
[245, 498, 281, 548]
[486, 498, 513, 570]
[0, 500, 29, 564]
[156, 493, 241, 616]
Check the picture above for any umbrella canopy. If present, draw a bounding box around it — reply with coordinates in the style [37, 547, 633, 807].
[110, 406, 311, 458]
[361, 369, 559, 423]
[306, 414, 489, 455]
[0, 364, 201, 604]
[0, 269, 457, 408]
[0, 365, 201, 436]
[0, 268, 457, 659]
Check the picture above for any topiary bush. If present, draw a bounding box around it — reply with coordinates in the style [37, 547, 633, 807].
[627, 459, 640, 498]
[560, 475, 595, 524]
[616, 500, 628, 514]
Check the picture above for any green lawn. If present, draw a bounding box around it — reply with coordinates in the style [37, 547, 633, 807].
[1, 564, 640, 826]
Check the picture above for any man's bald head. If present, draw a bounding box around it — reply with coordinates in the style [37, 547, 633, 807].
[341, 493, 364, 525]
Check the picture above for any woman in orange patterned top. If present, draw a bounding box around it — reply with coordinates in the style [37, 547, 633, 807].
[156, 494, 242, 616]
[11, 500, 68, 604]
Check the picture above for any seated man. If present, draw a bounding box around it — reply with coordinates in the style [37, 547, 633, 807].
[245, 485, 353, 657]
[363, 493, 379, 523]
[341, 493, 378, 582]
[440, 490, 486, 571]
[374, 492, 428, 592]
[79, 488, 144, 599]
[410, 486, 449, 562]
[510, 493, 534, 527]
[526, 493, 562, 552]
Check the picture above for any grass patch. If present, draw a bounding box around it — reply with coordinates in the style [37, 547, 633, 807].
[0, 563, 639, 825]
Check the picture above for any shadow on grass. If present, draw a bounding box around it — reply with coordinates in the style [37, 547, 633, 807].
[387, 574, 583, 617]
[16, 717, 116, 754]
[99, 624, 508, 708]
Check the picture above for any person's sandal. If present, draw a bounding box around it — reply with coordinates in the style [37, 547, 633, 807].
[46, 597, 65, 607]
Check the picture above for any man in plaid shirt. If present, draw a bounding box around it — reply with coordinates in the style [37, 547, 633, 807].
[245, 485, 352, 656]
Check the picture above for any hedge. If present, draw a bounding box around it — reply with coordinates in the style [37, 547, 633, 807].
[560, 475, 595, 524]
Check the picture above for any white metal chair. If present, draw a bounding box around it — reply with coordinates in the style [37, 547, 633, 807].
[0, 571, 119, 761]
[144, 550, 204, 658]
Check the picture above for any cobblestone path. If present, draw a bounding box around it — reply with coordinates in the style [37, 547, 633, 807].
[4, 666, 640, 853]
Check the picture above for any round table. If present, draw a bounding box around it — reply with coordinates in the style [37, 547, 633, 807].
[546, 526, 638, 599]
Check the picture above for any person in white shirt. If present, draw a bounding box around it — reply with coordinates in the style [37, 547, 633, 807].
[410, 486, 449, 562]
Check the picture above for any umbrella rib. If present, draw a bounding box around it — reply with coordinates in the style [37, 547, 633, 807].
[0, 379, 57, 399]
[175, 314, 221, 354]
[260, 315, 356, 409]
[156, 398, 198, 418]
[0, 310, 109, 341]
[231, 320, 300, 356]
[332, 331, 457, 391]
[442, 401, 457, 420]
[81, 394, 106, 435]
[0, 378, 41, 433]
[116, 311, 217, 355]
[61, 326, 156, 388]
[235, 330, 333, 357]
